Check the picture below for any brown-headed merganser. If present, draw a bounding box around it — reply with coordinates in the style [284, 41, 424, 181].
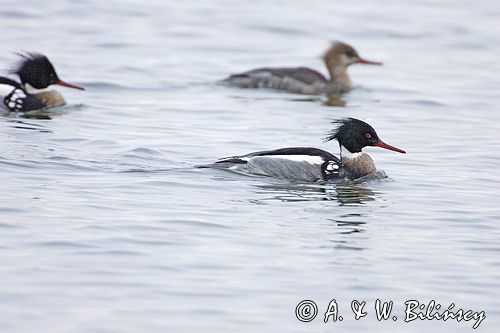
[205, 118, 405, 182]
[222, 41, 382, 95]
[0, 52, 84, 112]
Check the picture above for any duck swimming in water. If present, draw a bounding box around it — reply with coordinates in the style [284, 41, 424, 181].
[0, 52, 84, 112]
[205, 118, 405, 182]
[222, 41, 382, 95]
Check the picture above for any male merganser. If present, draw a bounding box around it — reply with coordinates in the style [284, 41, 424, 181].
[0, 52, 84, 112]
[206, 118, 405, 182]
[222, 41, 382, 95]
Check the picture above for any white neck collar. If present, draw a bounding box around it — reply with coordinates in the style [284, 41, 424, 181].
[340, 145, 363, 159]
[24, 84, 49, 94]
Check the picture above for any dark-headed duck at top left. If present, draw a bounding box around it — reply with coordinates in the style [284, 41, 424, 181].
[0, 52, 84, 112]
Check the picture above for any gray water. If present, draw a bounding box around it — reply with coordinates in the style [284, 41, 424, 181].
[1, 1, 499, 332]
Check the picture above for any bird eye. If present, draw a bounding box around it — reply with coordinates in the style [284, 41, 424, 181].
[345, 50, 355, 57]
[365, 133, 371, 139]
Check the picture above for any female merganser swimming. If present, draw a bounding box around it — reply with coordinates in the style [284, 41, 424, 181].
[0, 52, 84, 112]
[206, 118, 405, 182]
[222, 41, 382, 95]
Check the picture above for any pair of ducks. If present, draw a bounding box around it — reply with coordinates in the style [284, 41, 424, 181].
[216, 42, 405, 182]
[0, 42, 405, 182]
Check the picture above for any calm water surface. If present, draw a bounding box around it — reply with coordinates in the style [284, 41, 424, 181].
[1, 1, 499, 332]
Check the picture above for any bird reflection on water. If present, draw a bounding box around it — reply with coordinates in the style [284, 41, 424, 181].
[250, 182, 376, 252]
[252, 180, 380, 205]
[5, 118, 52, 132]
[324, 93, 347, 107]
[288, 92, 347, 107]
[331, 213, 367, 236]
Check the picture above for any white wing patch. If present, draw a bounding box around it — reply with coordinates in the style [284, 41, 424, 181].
[251, 154, 324, 164]
[257, 76, 322, 95]
[4, 88, 27, 111]
[252, 70, 273, 79]
[326, 162, 339, 171]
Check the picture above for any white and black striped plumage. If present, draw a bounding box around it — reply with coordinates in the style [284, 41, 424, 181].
[211, 147, 353, 182]
[204, 118, 406, 182]
[0, 77, 44, 112]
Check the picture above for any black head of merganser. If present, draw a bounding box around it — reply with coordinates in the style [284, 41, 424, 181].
[325, 118, 405, 155]
[12, 52, 84, 91]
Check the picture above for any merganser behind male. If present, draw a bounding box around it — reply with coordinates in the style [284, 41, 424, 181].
[205, 118, 405, 182]
[0, 52, 84, 112]
[222, 42, 382, 95]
